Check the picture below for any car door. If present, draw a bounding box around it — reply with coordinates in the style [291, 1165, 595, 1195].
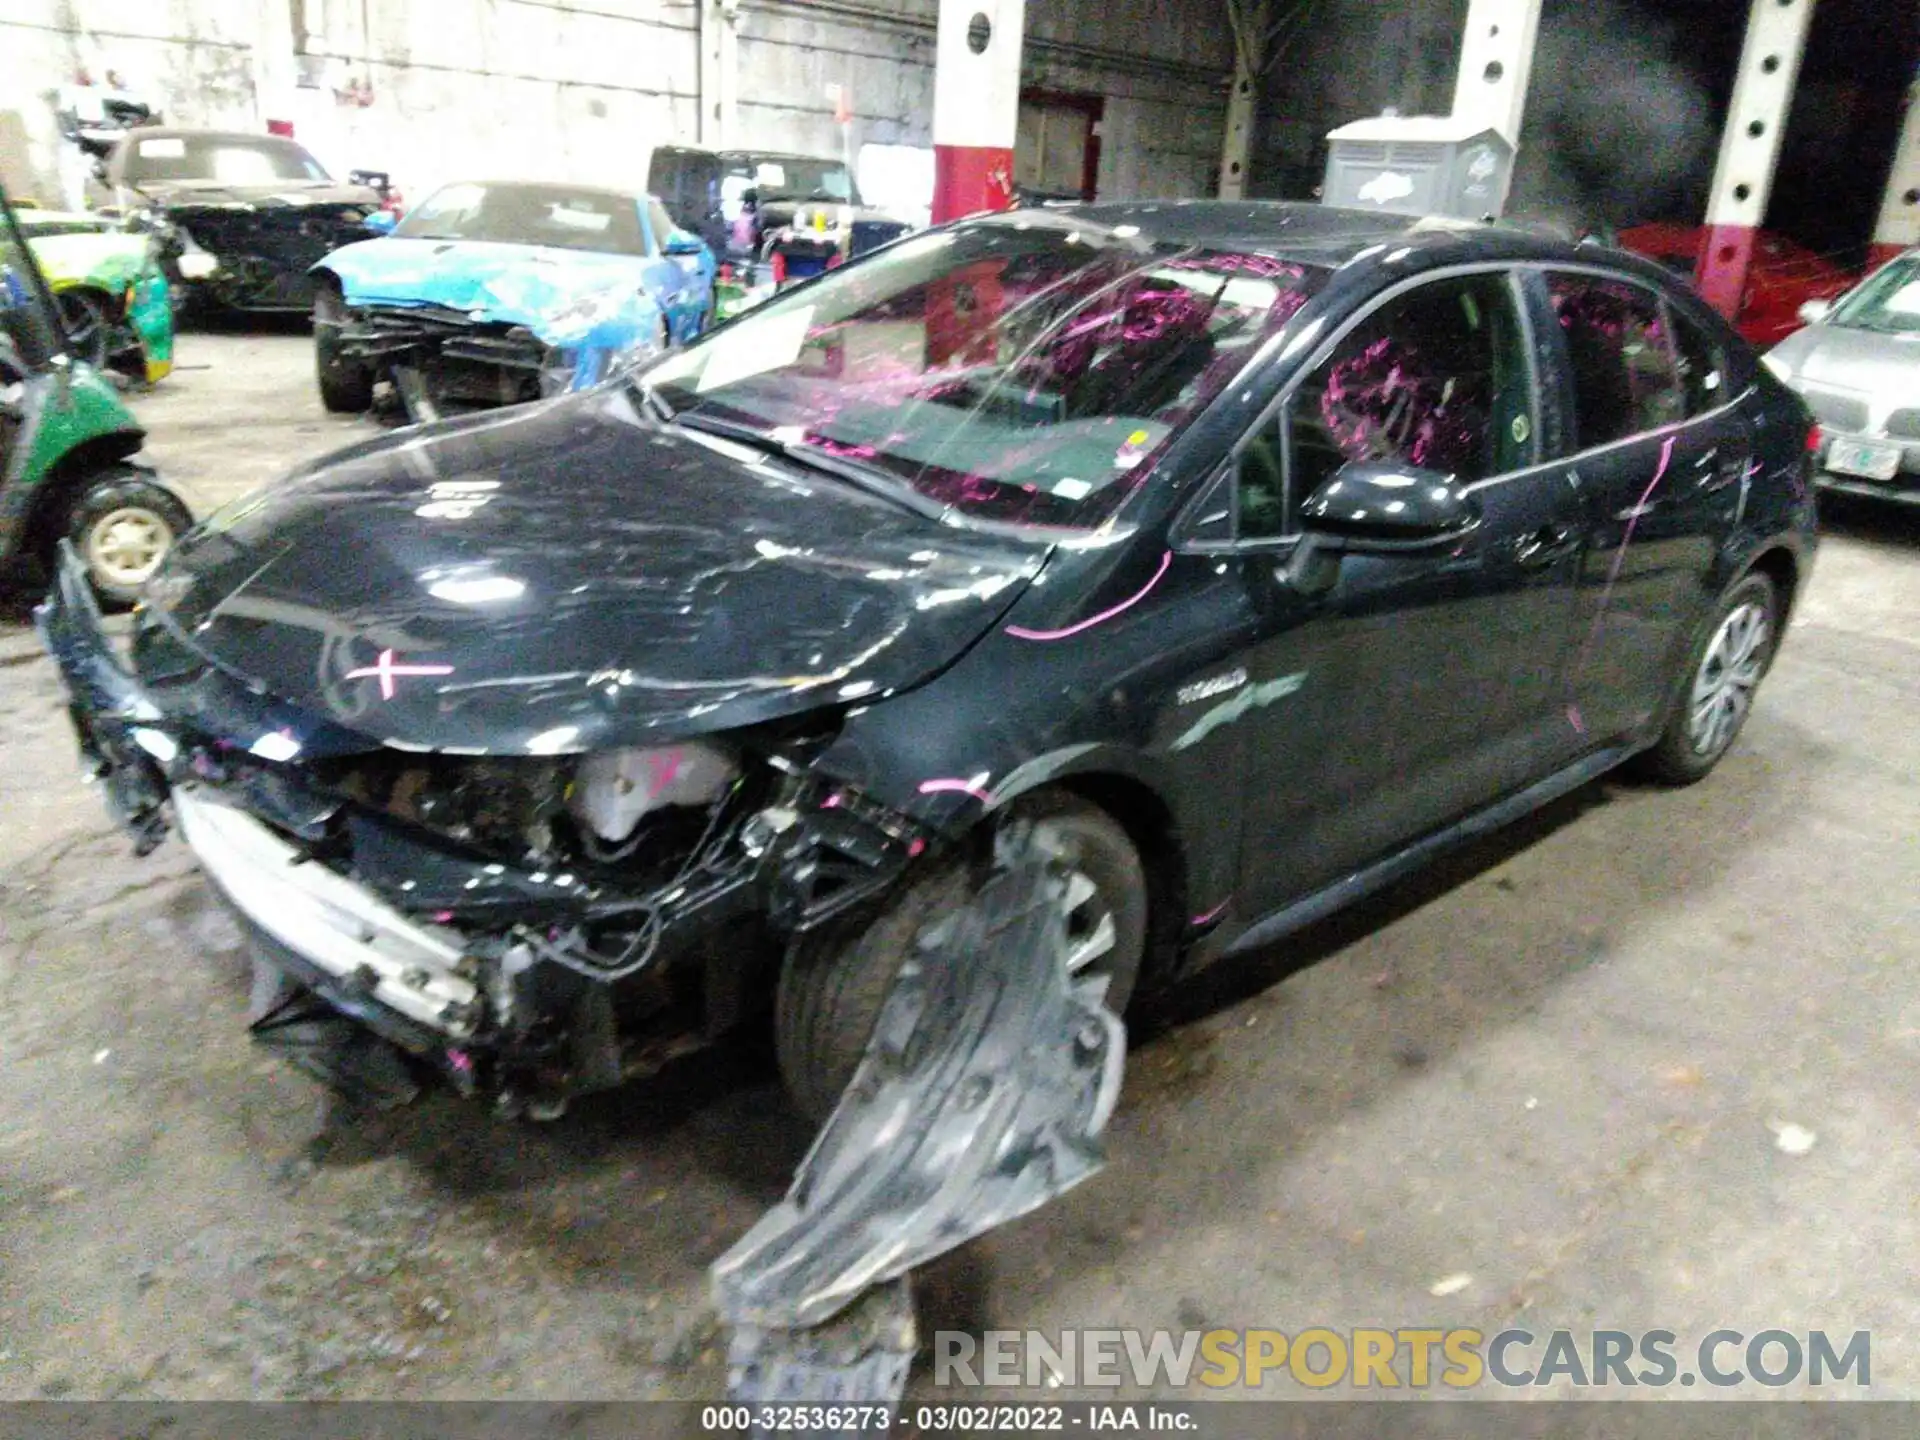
[1210, 269, 1589, 915]
[1533, 269, 1748, 741]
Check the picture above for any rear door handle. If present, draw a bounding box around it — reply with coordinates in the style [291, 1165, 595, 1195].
[1511, 522, 1580, 568]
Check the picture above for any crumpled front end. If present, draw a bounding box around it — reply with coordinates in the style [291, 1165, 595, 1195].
[325, 246, 668, 421]
[36, 544, 936, 1115]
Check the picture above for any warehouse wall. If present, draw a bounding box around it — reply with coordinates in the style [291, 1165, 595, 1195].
[0, 0, 1230, 211]
[1248, 0, 1467, 199]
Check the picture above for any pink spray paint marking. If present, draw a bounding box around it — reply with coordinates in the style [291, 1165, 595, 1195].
[1566, 435, 1677, 722]
[343, 647, 455, 700]
[1006, 550, 1173, 642]
[821, 793, 844, 810]
[1191, 896, 1232, 927]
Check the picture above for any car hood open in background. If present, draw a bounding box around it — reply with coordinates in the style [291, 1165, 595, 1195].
[320, 237, 666, 348]
[143, 389, 1048, 754]
[138, 178, 382, 212]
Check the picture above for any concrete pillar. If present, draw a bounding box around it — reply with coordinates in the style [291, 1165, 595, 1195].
[1450, 0, 1543, 148]
[1218, 49, 1256, 200]
[930, 0, 1026, 224]
[1869, 71, 1920, 269]
[700, 0, 740, 148]
[1695, 0, 1817, 321]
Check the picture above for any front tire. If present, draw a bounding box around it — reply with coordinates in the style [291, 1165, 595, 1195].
[64, 467, 193, 608]
[774, 792, 1147, 1122]
[313, 284, 373, 413]
[1639, 571, 1779, 785]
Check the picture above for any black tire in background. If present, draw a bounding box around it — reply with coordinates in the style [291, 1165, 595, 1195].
[773, 792, 1148, 1122]
[62, 465, 193, 608]
[313, 283, 374, 413]
[1638, 570, 1780, 785]
[55, 288, 112, 372]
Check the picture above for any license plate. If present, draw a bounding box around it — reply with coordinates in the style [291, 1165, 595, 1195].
[1826, 437, 1901, 481]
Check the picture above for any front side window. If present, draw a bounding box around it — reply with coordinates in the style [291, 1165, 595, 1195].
[646, 198, 679, 255]
[644, 217, 1326, 529]
[392, 183, 649, 256]
[1546, 273, 1685, 450]
[1280, 271, 1534, 522]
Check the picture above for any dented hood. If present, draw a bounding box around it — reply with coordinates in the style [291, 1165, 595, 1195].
[144, 387, 1048, 754]
[321, 236, 661, 343]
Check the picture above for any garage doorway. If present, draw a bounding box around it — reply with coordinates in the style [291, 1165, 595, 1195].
[1015, 90, 1103, 204]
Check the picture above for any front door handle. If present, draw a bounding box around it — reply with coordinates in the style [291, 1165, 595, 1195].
[1511, 522, 1580, 568]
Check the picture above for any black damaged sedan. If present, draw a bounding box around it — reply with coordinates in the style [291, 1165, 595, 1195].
[40, 203, 1817, 1121]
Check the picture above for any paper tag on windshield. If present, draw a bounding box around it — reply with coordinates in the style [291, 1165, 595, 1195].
[137, 138, 186, 158]
[696, 305, 815, 394]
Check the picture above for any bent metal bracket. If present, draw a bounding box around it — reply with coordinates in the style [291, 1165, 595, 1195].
[711, 824, 1129, 1410]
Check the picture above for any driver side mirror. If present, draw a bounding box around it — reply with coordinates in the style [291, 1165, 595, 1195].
[1284, 460, 1482, 594]
[1796, 298, 1833, 326]
[362, 209, 397, 235]
[664, 231, 706, 256]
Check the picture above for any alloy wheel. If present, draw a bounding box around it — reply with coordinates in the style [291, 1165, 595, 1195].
[1059, 864, 1118, 975]
[1687, 600, 1770, 757]
[84, 505, 175, 589]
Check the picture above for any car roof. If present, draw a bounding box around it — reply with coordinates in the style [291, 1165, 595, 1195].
[720, 149, 843, 165]
[1001, 199, 1702, 298]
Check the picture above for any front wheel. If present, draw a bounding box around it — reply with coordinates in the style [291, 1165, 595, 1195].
[773, 792, 1147, 1122]
[64, 467, 193, 608]
[313, 285, 373, 413]
[1638, 571, 1779, 785]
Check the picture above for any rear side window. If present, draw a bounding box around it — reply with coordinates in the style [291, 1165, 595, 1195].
[1669, 308, 1729, 417]
[1546, 274, 1686, 449]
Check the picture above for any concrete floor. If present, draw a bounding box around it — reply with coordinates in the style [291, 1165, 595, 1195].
[2, 329, 1918, 1402]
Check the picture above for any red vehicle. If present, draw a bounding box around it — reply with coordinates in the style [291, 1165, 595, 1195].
[1616, 223, 1856, 347]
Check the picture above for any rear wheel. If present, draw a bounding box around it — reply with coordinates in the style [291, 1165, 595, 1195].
[63, 467, 193, 608]
[1639, 571, 1779, 784]
[773, 792, 1147, 1122]
[313, 284, 373, 413]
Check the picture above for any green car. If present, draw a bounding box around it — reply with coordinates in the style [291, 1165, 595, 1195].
[3, 187, 191, 604]
[16, 206, 173, 385]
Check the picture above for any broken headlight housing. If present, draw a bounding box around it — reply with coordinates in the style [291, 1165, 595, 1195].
[566, 741, 740, 845]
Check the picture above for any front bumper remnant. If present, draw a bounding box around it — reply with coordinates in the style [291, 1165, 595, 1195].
[712, 828, 1128, 1406]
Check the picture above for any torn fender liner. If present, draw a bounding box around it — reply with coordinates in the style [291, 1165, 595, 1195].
[725, 1277, 917, 1411]
[713, 826, 1126, 1343]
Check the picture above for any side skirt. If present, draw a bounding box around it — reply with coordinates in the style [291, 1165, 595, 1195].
[1223, 743, 1637, 959]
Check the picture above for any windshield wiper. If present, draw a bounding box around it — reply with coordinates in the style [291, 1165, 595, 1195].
[668, 410, 947, 521]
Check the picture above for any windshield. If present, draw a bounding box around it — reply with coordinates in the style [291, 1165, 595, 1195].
[122, 134, 330, 185]
[737, 157, 858, 205]
[1828, 257, 1920, 335]
[643, 216, 1327, 529]
[393, 182, 650, 255]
